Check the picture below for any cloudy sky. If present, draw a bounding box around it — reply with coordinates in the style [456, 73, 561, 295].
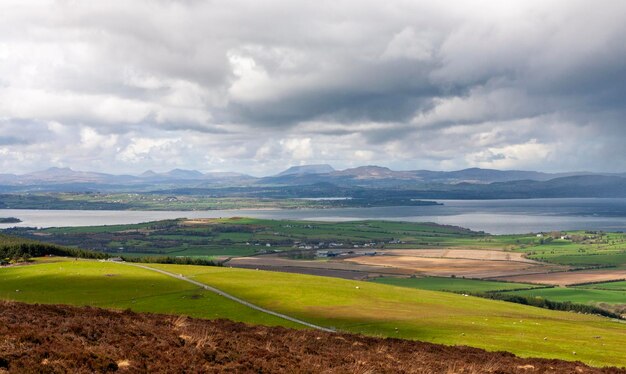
[1, 0, 625, 175]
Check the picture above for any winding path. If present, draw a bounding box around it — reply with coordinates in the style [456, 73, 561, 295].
[124, 263, 335, 333]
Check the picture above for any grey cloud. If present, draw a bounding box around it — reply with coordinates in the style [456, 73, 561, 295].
[0, 0, 625, 174]
[0, 136, 28, 145]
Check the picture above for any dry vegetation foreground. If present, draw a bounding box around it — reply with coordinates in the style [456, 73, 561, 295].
[1, 301, 624, 374]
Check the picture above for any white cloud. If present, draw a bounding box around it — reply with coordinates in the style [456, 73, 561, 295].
[280, 138, 313, 160]
[79, 127, 118, 150]
[0, 0, 625, 174]
[117, 137, 183, 164]
[381, 27, 433, 61]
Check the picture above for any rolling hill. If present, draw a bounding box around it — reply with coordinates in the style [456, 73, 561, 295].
[1, 259, 626, 367]
[1, 300, 619, 373]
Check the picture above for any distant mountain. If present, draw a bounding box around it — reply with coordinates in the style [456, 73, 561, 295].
[139, 169, 203, 180]
[333, 165, 416, 180]
[0, 173, 19, 184]
[260, 166, 595, 187]
[0, 167, 252, 192]
[160, 169, 205, 179]
[18, 167, 134, 184]
[139, 170, 159, 178]
[515, 175, 626, 197]
[2, 165, 626, 198]
[275, 164, 335, 177]
[410, 168, 581, 184]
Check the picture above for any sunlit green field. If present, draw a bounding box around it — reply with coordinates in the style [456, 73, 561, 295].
[576, 280, 626, 291]
[2, 259, 626, 367]
[8, 218, 626, 267]
[0, 260, 296, 328]
[6, 218, 491, 258]
[511, 231, 626, 267]
[370, 276, 540, 292]
[150, 263, 626, 368]
[502, 287, 626, 305]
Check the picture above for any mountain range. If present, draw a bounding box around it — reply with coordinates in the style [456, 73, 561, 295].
[1, 165, 626, 198]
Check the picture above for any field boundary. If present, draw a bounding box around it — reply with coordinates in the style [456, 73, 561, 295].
[124, 263, 335, 333]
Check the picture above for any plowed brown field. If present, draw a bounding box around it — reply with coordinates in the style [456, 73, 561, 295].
[492, 269, 626, 286]
[345, 254, 563, 278]
[0, 301, 623, 373]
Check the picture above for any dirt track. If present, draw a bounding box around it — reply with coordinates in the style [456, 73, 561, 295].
[0, 301, 624, 373]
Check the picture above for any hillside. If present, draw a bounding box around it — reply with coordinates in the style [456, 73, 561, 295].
[3, 259, 626, 367]
[0, 301, 622, 373]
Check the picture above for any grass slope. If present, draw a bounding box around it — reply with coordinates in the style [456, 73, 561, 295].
[0, 260, 295, 328]
[370, 276, 539, 292]
[503, 287, 626, 306]
[149, 263, 626, 368]
[577, 281, 626, 291]
[2, 259, 626, 367]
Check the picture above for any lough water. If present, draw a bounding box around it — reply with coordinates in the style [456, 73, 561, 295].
[2, 198, 626, 234]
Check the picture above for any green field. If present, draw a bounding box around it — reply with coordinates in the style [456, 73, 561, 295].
[511, 231, 626, 267]
[503, 287, 626, 305]
[372, 276, 626, 317]
[370, 276, 540, 293]
[6, 218, 626, 268]
[2, 259, 626, 367]
[0, 260, 295, 328]
[576, 280, 626, 291]
[148, 263, 626, 367]
[4, 218, 489, 258]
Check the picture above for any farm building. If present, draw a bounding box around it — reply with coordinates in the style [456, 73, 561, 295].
[316, 250, 337, 258]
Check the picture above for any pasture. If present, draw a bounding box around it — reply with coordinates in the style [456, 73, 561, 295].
[7, 218, 626, 272]
[502, 287, 626, 306]
[148, 263, 626, 367]
[0, 260, 295, 327]
[370, 276, 540, 293]
[1, 259, 626, 366]
[576, 280, 626, 291]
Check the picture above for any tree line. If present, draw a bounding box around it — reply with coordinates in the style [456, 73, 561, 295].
[0, 234, 107, 263]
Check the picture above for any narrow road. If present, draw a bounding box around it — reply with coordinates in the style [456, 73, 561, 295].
[123, 263, 335, 333]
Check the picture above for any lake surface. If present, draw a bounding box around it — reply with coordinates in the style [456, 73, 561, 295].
[2, 198, 626, 234]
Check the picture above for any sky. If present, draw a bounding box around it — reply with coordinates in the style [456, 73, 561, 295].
[1, 0, 625, 176]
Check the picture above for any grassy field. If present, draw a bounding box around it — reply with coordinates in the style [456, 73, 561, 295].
[0, 192, 440, 211]
[4, 218, 488, 258]
[511, 231, 626, 267]
[6, 218, 626, 267]
[576, 280, 626, 291]
[370, 276, 540, 293]
[372, 276, 626, 317]
[502, 287, 626, 306]
[0, 260, 296, 328]
[1, 259, 626, 366]
[148, 263, 626, 367]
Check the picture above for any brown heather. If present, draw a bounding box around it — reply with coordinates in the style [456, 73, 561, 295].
[0, 301, 623, 374]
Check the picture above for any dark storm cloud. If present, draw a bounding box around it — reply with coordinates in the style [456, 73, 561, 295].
[0, 0, 625, 174]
